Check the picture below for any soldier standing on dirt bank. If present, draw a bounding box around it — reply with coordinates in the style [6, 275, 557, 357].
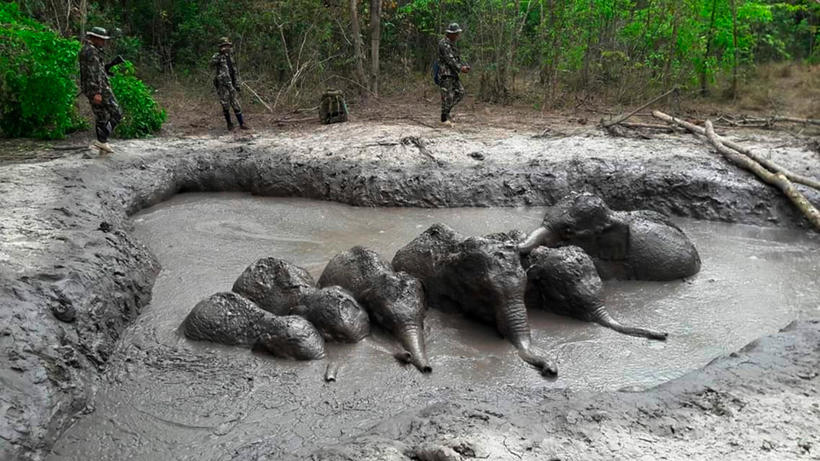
[79, 27, 122, 155]
[437, 23, 470, 127]
[211, 37, 249, 131]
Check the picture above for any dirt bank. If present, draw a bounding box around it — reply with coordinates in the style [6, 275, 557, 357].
[0, 122, 817, 460]
[308, 319, 819, 461]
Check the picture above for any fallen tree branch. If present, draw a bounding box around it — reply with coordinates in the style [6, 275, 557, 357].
[401, 136, 442, 166]
[50, 145, 89, 151]
[619, 122, 680, 131]
[602, 87, 677, 128]
[241, 82, 273, 113]
[652, 110, 820, 190]
[736, 116, 820, 127]
[703, 120, 820, 230]
[272, 116, 316, 124]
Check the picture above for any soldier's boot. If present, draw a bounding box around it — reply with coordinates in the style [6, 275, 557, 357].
[235, 111, 250, 130]
[223, 109, 235, 131]
[92, 140, 114, 154]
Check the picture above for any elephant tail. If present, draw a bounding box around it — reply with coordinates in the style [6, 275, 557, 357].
[590, 306, 668, 341]
[394, 325, 432, 373]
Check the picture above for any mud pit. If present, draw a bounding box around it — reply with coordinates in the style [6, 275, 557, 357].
[1, 122, 818, 460]
[48, 194, 819, 460]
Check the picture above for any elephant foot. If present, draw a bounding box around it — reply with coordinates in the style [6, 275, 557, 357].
[518, 347, 558, 377]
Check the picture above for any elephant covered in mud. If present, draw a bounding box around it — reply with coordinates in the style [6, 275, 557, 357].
[181, 292, 326, 360]
[394, 225, 557, 377]
[233, 257, 316, 315]
[518, 192, 701, 281]
[292, 286, 371, 343]
[525, 246, 667, 340]
[318, 246, 431, 373]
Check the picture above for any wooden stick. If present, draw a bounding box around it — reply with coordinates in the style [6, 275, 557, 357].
[652, 110, 820, 190]
[401, 136, 442, 166]
[241, 82, 273, 113]
[735, 116, 820, 126]
[619, 122, 679, 131]
[703, 120, 820, 230]
[602, 87, 677, 128]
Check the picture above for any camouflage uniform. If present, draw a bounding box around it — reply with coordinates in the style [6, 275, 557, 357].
[211, 47, 247, 129]
[79, 41, 122, 142]
[437, 36, 465, 122]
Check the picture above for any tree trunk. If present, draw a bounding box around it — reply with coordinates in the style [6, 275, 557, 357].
[369, 0, 382, 97]
[349, 0, 368, 96]
[729, 0, 739, 99]
[700, 0, 718, 96]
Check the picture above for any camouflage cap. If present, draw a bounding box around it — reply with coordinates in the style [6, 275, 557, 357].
[445, 23, 462, 34]
[217, 37, 233, 47]
[86, 27, 111, 40]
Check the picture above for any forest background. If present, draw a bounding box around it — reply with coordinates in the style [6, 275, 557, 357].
[3, 0, 820, 138]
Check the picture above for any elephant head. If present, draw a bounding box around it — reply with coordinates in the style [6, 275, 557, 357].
[519, 192, 700, 281]
[420, 234, 557, 376]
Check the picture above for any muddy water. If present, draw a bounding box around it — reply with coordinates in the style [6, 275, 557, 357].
[49, 193, 820, 460]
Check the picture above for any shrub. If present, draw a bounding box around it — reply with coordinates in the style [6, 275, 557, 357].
[0, 3, 84, 139]
[110, 60, 166, 138]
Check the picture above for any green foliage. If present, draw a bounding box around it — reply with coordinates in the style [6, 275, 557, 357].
[110, 61, 166, 138]
[11, 0, 820, 109]
[0, 3, 83, 139]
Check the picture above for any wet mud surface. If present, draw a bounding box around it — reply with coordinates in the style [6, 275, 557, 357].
[0, 122, 818, 460]
[48, 194, 820, 460]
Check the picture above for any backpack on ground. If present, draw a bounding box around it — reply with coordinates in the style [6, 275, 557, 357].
[319, 89, 348, 124]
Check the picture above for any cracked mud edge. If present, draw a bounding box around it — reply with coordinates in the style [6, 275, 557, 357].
[0, 137, 817, 460]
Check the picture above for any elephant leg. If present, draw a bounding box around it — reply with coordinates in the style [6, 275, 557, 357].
[590, 306, 668, 340]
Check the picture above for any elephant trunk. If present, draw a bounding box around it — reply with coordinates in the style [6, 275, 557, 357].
[589, 306, 668, 340]
[518, 226, 560, 254]
[394, 325, 432, 373]
[500, 301, 558, 376]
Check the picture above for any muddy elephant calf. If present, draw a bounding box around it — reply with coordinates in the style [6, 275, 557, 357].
[181, 292, 326, 360]
[519, 192, 701, 281]
[318, 246, 431, 373]
[394, 224, 557, 377]
[525, 246, 667, 340]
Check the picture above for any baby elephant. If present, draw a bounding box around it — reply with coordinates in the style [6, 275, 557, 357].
[292, 286, 371, 343]
[318, 246, 431, 373]
[181, 292, 326, 360]
[233, 257, 316, 315]
[519, 192, 701, 281]
[525, 246, 667, 340]
[395, 224, 556, 377]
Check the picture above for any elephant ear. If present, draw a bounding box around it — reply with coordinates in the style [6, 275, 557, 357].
[596, 221, 630, 260]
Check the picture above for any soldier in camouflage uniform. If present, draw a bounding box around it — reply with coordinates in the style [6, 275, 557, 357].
[211, 37, 249, 131]
[79, 27, 122, 154]
[437, 23, 470, 127]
